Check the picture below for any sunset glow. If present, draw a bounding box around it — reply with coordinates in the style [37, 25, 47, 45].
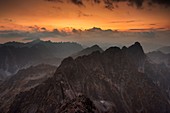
[0, 0, 170, 31]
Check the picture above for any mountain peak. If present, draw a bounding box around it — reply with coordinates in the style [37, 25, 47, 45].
[134, 41, 141, 46]
[128, 42, 144, 54]
[31, 38, 43, 43]
[90, 44, 102, 51]
[72, 45, 103, 58]
[104, 46, 121, 54]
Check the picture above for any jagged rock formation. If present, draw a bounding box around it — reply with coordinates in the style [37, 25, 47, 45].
[0, 64, 56, 113]
[57, 95, 98, 113]
[0, 40, 83, 79]
[72, 45, 103, 58]
[5, 42, 170, 113]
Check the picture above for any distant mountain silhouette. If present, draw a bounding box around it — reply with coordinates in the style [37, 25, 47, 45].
[72, 44, 103, 58]
[157, 46, 170, 54]
[6, 42, 170, 113]
[147, 51, 170, 67]
[0, 40, 83, 79]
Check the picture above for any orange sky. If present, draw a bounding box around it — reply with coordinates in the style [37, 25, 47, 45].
[0, 0, 170, 31]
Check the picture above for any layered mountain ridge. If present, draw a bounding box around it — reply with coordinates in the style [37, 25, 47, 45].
[6, 42, 170, 113]
[0, 40, 83, 80]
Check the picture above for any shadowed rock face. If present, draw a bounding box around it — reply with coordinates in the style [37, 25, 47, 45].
[0, 64, 57, 113]
[146, 51, 170, 102]
[57, 95, 98, 113]
[7, 42, 170, 113]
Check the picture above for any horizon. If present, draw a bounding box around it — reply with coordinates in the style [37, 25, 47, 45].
[0, 0, 170, 52]
[0, 38, 169, 53]
[0, 1, 170, 112]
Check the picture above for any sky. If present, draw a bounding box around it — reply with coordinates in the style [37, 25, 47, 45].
[0, 0, 170, 51]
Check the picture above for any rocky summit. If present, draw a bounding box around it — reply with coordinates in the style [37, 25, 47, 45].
[5, 42, 170, 113]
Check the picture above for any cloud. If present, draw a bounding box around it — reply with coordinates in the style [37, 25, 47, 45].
[0, 26, 5, 28]
[0, 27, 170, 52]
[4, 18, 13, 22]
[148, 0, 170, 7]
[45, 0, 63, 3]
[45, 0, 170, 9]
[149, 24, 156, 26]
[71, 0, 84, 6]
[110, 20, 137, 23]
[129, 27, 167, 31]
[45, 0, 84, 6]
[101, 0, 170, 9]
[0, 28, 68, 40]
[78, 11, 93, 17]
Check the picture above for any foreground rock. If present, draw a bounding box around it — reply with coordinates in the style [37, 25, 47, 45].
[0, 64, 56, 113]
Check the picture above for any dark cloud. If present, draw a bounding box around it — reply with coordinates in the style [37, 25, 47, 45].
[128, 0, 144, 8]
[45, 0, 84, 6]
[28, 25, 41, 32]
[45, 0, 170, 9]
[0, 26, 5, 28]
[72, 28, 82, 33]
[78, 11, 93, 17]
[45, 0, 63, 3]
[71, 0, 84, 6]
[4, 18, 13, 22]
[149, 0, 170, 7]
[0, 29, 68, 40]
[149, 24, 156, 26]
[86, 27, 103, 32]
[105, 0, 170, 8]
[110, 20, 137, 23]
[104, 0, 115, 10]
[41, 27, 47, 31]
[93, 0, 101, 4]
[129, 27, 167, 31]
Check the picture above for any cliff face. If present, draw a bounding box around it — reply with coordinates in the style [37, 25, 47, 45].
[0, 64, 56, 113]
[7, 42, 170, 113]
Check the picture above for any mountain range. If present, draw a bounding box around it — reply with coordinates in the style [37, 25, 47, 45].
[0, 39, 83, 80]
[2, 42, 169, 113]
[147, 51, 170, 67]
[157, 46, 170, 54]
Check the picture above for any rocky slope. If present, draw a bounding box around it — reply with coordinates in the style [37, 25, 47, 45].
[5, 42, 170, 113]
[57, 95, 98, 113]
[146, 51, 170, 102]
[0, 64, 56, 113]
